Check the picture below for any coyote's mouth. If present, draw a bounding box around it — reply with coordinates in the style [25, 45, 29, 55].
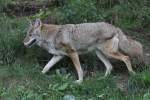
[25, 38, 36, 47]
[29, 39, 36, 47]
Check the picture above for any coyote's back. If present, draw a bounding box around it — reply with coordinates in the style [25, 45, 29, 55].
[56, 22, 123, 54]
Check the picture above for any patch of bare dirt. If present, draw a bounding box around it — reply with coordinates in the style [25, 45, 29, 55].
[115, 73, 129, 95]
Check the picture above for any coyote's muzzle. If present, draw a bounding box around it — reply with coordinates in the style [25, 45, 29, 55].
[23, 37, 36, 47]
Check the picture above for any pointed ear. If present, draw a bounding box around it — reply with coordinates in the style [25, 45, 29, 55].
[34, 19, 42, 28]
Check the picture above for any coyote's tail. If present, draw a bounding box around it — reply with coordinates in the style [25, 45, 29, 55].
[117, 29, 145, 63]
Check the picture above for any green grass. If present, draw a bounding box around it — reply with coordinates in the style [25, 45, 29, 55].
[0, 62, 150, 100]
[0, 63, 123, 100]
[0, 14, 28, 64]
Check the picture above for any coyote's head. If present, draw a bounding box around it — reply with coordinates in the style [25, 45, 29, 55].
[23, 19, 42, 47]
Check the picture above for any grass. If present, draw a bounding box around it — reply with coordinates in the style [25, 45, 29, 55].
[0, 14, 28, 64]
[0, 63, 150, 100]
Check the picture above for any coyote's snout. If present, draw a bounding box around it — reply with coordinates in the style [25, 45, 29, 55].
[23, 19, 144, 83]
[23, 37, 36, 47]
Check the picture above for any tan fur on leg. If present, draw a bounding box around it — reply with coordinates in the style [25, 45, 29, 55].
[106, 52, 135, 74]
[69, 52, 83, 83]
[95, 50, 113, 76]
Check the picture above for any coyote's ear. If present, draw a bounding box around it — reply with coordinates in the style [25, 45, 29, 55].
[34, 19, 42, 28]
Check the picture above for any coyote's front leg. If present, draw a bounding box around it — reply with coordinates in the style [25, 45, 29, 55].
[42, 55, 63, 74]
[95, 50, 113, 76]
[69, 52, 83, 83]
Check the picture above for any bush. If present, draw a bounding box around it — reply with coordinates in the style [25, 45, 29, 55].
[37, 0, 150, 29]
[0, 0, 13, 11]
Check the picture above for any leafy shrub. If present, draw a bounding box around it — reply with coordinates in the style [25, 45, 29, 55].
[37, 0, 150, 29]
[0, 0, 13, 11]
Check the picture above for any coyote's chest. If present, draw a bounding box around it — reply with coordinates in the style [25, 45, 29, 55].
[38, 40, 66, 55]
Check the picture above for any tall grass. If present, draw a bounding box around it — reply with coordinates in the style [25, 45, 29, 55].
[0, 14, 27, 64]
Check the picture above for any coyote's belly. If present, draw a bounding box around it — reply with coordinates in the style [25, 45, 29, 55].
[71, 39, 100, 54]
[40, 39, 99, 55]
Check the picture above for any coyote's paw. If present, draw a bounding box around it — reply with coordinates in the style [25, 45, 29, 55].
[104, 70, 111, 77]
[74, 80, 83, 84]
[129, 71, 136, 75]
[102, 75, 109, 79]
[132, 71, 136, 74]
[42, 70, 46, 74]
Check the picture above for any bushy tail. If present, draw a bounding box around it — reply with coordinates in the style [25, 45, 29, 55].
[117, 29, 144, 63]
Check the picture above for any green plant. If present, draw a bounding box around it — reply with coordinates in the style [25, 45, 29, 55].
[128, 69, 150, 95]
[0, 0, 13, 11]
[0, 14, 27, 64]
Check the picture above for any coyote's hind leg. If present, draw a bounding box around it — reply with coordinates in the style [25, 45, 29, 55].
[106, 52, 135, 74]
[95, 50, 113, 76]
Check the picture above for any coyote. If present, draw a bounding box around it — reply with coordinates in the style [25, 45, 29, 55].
[23, 19, 144, 83]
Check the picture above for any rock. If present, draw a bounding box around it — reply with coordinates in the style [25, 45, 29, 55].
[60, 67, 67, 74]
[146, 53, 150, 57]
[63, 95, 76, 100]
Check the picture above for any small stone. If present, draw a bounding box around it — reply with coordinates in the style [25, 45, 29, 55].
[60, 67, 67, 74]
[146, 53, 150, 56]
[0, 60, 3, 64]
[63, 95, 76, 100]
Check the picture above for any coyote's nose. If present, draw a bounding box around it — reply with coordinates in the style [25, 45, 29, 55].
[23, 42, 29, 47]
[23, 38, 36, 48]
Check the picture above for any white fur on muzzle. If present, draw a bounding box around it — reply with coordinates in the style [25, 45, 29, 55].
[24, 38, 36, 47]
